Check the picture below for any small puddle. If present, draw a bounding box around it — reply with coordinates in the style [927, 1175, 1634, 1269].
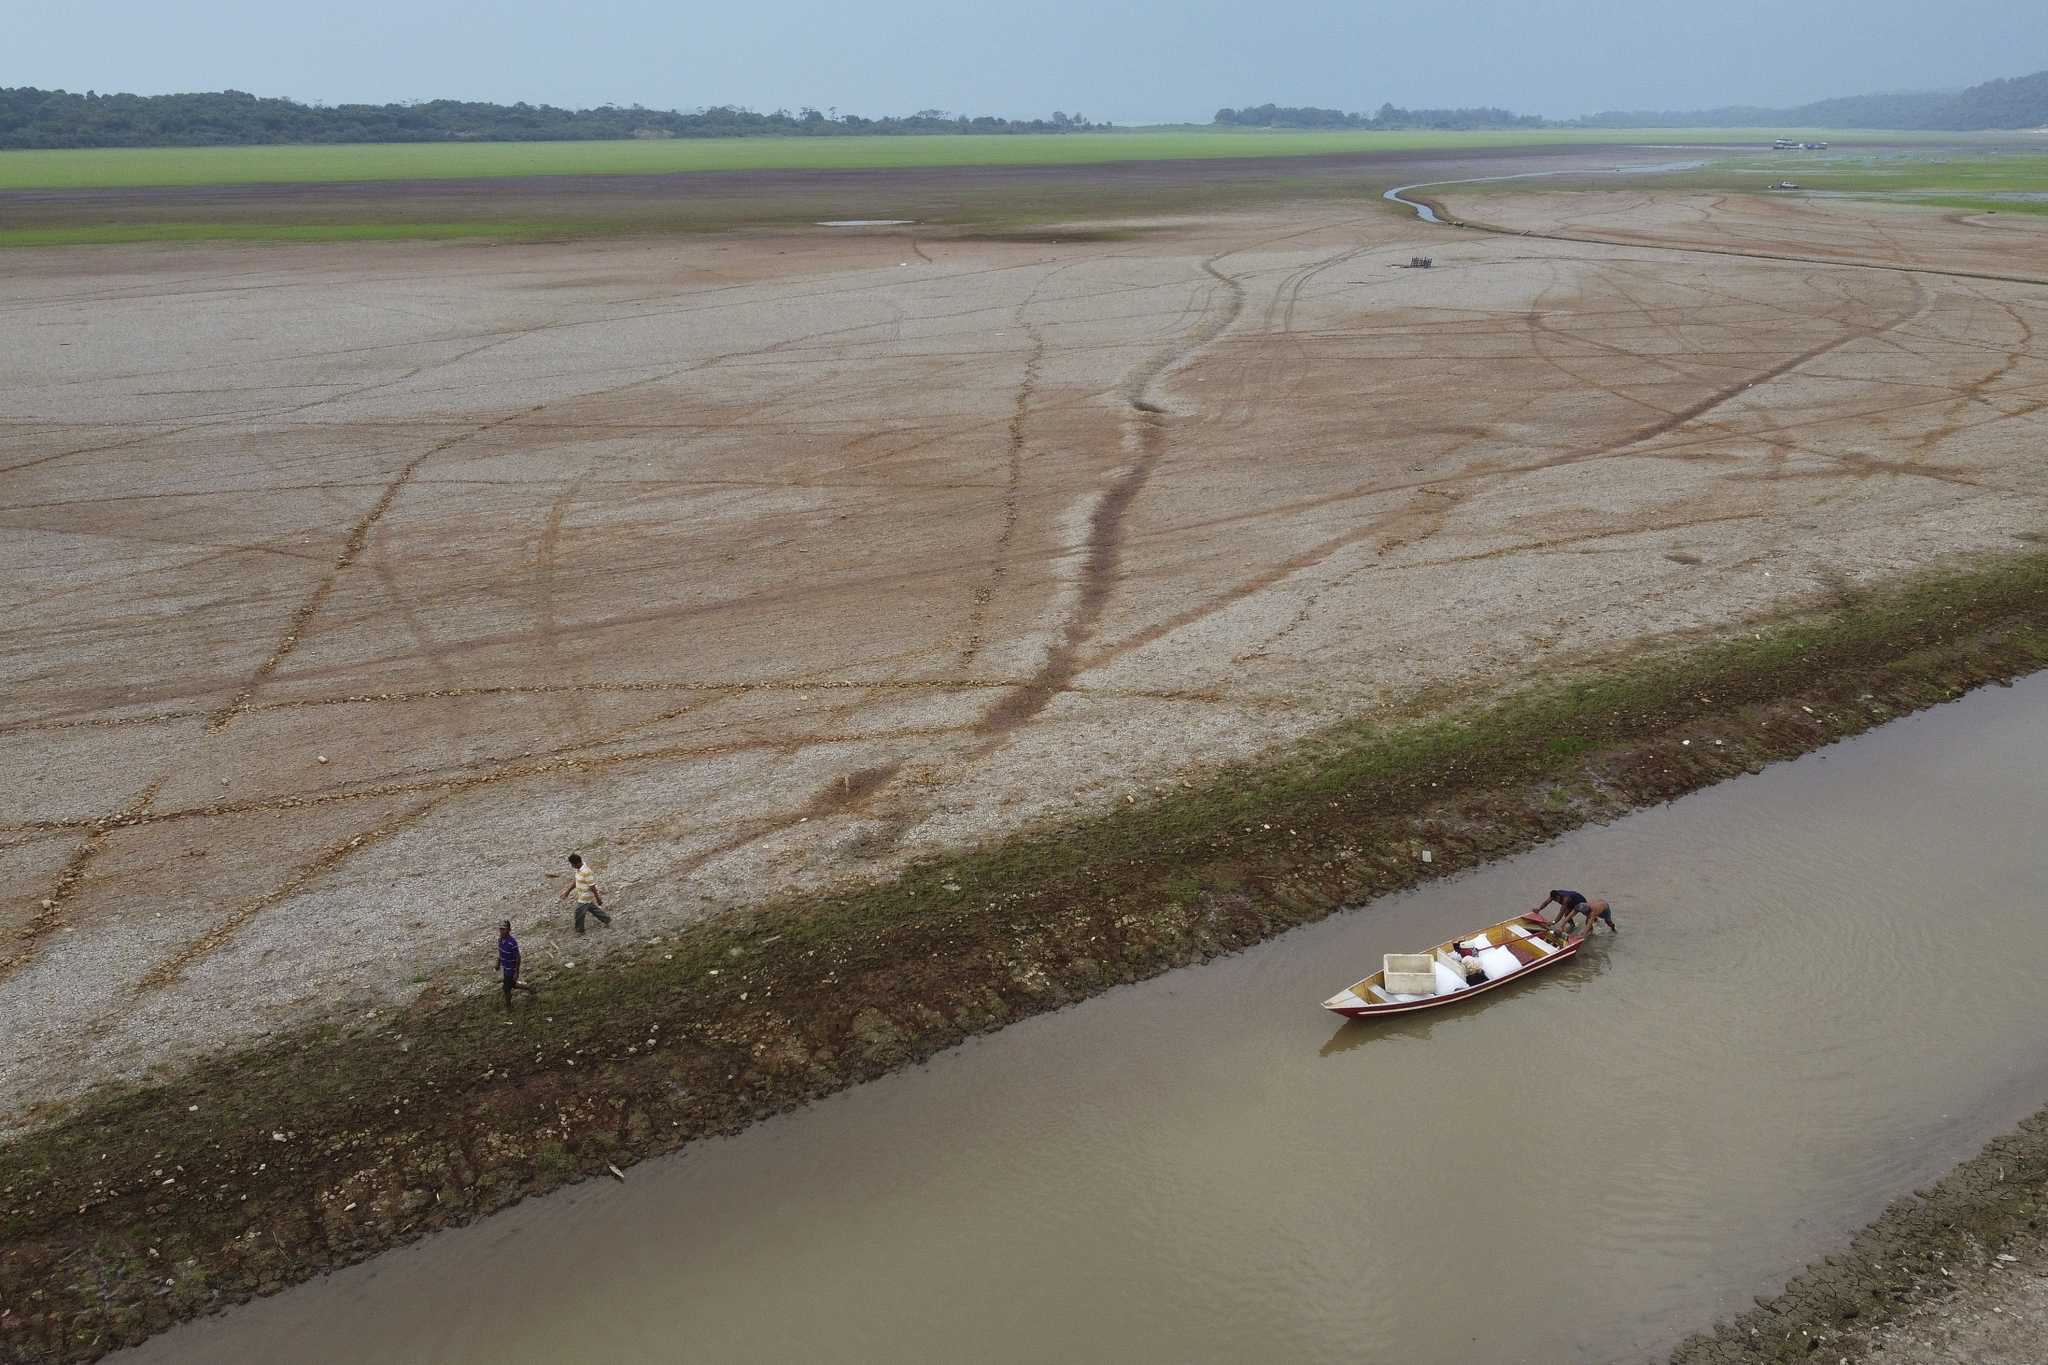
[815, 219, 917, 227]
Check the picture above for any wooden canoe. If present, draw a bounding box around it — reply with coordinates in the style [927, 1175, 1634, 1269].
[1321, 914, 1581, 1018]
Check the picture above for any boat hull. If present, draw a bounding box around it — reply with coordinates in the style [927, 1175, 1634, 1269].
[1322, 935, 1581, 1017]
[1322, 913, 1584, 1018]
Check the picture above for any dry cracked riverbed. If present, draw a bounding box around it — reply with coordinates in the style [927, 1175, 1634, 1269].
[4, 160, 2048, 1360]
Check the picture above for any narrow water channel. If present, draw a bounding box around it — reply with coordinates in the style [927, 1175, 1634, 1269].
[124, 677, 2048, 1364]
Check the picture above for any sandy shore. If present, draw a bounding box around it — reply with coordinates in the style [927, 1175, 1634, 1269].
[4, 184, 2046, 1125]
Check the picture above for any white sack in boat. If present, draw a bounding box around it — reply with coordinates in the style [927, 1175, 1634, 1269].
[1476, 945, 1521, 981]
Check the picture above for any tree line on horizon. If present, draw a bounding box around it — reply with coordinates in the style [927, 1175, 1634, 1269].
[1213, 102, 1545, 130]
[1224, 69, 2048, 133]
[0, 88, 1105, 149]
[5, 68, 2045, 150]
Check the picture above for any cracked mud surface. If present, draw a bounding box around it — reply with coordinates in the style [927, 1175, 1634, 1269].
[3, 187, 2045, 1121]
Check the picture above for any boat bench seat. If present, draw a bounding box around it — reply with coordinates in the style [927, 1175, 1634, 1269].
[1366, 983, 1429, 1005]
[1506, 924, 1559, 955]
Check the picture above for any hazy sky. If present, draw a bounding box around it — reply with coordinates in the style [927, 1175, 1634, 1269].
[11, 0, 2046, 122]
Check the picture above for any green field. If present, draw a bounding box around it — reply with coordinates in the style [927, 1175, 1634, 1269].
[1915, 196, 2048, 216]
[0, 127, 1966, 190]
[0, 221, 562, 248]
[1698, 151, 2048, 192]
[1552, 150, 2048, 219]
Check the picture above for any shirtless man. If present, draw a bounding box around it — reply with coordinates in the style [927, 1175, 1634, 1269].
[1531, 888, 1617, 934]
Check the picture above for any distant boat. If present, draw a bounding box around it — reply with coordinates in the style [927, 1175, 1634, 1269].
[1322, 914, 1582, 1018]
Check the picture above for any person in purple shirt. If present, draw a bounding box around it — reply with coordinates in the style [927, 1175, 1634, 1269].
[497, 921, 537, 1008]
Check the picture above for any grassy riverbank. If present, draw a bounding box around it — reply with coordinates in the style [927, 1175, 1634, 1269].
[2, 547, 2046, 1362]
[1486, 148, 2048, 220]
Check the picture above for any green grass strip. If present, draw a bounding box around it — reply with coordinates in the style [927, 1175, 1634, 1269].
[0, 128, 1971, 190]
[0, 222, 560, 247]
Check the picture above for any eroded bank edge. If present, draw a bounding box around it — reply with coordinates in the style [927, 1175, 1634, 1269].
[3, 547, 2047, 1363]
[1669, 1107, 2048, 1363]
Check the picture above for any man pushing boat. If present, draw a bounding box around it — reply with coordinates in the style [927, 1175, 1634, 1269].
[1530, 888, 1617, 934]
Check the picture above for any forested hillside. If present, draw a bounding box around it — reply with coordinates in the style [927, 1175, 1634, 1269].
[1227, 69, 2048, 133]
[0, 89, 1102, 149]
[1578, 69, 2048, 129]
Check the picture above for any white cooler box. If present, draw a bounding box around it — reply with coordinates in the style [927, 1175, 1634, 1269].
[1382, 953, 1437, 996]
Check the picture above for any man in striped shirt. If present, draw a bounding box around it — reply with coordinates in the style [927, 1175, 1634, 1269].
[559, 852, 612, 933]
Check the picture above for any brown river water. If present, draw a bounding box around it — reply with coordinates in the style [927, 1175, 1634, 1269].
[122, 676, 2048, 1364]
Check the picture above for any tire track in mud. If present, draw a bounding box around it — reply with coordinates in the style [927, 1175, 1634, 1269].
[977, 251, 1247, 739]
[1, 675, 1296, 738]
[0, 331, 536, 480]
[368, 553, 466, 700]
[1380, 508, 1775, 574]
[1907, 286, 2039, 462]
[655, 759, 908, 886]
[1240, 236, 1392, 425]
[0, 227, 1311, 1008]
[531, 459, 607, 731]
[1525, 266, 1930, 464]
[945, 240, 1190, 669]
[1045, 358, 2043, 563]
[0, 423, 210, 479]
[135, 792, 451, 992]
[1229, 487, 1470, 665]
[958, 294, 1049, 667]
[0, 780, 160, 987]
[1522, 268, 1704, 422]
[1425, 199, 2048, 288]
[203, 405, 543, 731]
[133, 681, 752, 987]
[1540, 268, 1928, 465]
[6, 724, 978, 838]
[1102, 485, 1476, 669]
[1121, 255, 1248, 413]
[1061, 265, 1939, 674]
[1528, 260, 1765, 397]
[14, 405, 540, 990]
[638, 236, 1262, 875]
[16, 245, 1265, 930]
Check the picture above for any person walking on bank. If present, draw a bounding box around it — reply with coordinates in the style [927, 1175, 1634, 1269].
[560, 852, 612, 933]
[497, 920, 537, 1008]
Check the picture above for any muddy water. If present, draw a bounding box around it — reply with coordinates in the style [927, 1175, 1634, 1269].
[125, 678, 2048, 1365]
